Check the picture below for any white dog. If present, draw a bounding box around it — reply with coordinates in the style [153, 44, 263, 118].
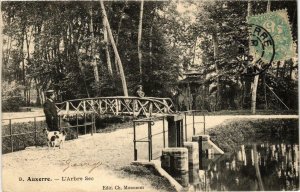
[44, 129, 67, 149]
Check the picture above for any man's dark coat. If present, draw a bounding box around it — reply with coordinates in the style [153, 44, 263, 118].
[43, 99, 59, 131]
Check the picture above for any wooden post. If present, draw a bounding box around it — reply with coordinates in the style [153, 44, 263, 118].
[84, 113, 87, 135]
[167, 114, 184, 147]
[76, 114, 79, 138]
[149, 102, 153, 117]
[185, 112, 187, 141]
[83, 101, 86, 113]
[133, 122, 137, 161]
[91, 113, 93, 136]
[203, 114, 206, 134]
[9, 119, 13, 152]
[148, 122, 152, 161]
[93, 113, 95, 135]
[66, 102, 69, 116]
[198, 136, 203, 169]
[115, 99, 119, 115]
[133, 99, 137, 117]
[34, 117, 37, 147]
[99, 99, 102, 114]
[163, 117, 166, 148]
[94, 113, 96, 135]
[193, 111, 195, 135]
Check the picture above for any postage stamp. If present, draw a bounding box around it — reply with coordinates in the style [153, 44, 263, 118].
[247, 23, 275, 74]
[248, 9, 295, 62]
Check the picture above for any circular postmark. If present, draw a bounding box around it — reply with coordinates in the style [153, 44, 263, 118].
[237, 24, 275, 76]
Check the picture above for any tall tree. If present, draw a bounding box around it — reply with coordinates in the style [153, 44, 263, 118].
[102, 17, 113, 77]
[138, 0, 144, 83]
[212, 31, 220, 110]
[248, 1, 260, 114]
[100, 0, 128, 96]
[89, 6, 100, 93]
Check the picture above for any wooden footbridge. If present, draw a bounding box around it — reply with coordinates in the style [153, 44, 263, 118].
[55, 96, 176, 118]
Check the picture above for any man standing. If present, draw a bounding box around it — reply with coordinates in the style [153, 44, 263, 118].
[136, 85, 145, 97]
[43, 90, 59, 131]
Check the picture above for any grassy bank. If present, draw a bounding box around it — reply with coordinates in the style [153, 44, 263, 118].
[196, 109, 298, 116]
[207, 118, 298, 152]
[120, 165, 176, 192]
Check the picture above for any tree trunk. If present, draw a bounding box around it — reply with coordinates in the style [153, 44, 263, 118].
[4, 36, 12, 70]
[149, 22, 153, 67]
[253, 144, 265, 190]
[267, 0, 271, 12]
[100, 0, 128, 96]
[212, 32, 220, 110]
[276, 61, 280, 77]
[248, 0, 258, 114]
[138, 0, 144, 83]
[21, 26, 26, 104]
[114, 2, 127, 75]
[75, 43, 90, 98]
[289, 58, 294, 79]
[25, 29, 31, 105]
[149, 5, 157, 70]
[34, 78, 41, 106]
[89, 7, 100, 90]
[41, 89, 45, 105]
[192, 37, 198, 66]
[103, 17, 113, 77]
[251, 0, 272, 114]
[263, 74, 267, 109]
[251, 75, 259, 113]
[282, 60, 287, 77]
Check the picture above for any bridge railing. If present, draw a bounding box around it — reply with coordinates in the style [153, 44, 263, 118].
[56, 96, 175, 118]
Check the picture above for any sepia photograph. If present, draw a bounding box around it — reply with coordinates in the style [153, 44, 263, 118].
[1, 0, 298, 191]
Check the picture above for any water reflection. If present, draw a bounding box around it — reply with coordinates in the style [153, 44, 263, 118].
[192, 143, 299, 191]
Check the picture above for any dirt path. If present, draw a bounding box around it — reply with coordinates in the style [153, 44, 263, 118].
[2, 130, 159, 192]
[2, 114, 298, 192]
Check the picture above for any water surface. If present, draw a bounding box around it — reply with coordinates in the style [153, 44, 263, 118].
[192, 142, 299, 191]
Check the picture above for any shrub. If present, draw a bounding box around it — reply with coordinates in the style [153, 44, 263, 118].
[2, 81, 25, 112]
[2, 96, 25, 112]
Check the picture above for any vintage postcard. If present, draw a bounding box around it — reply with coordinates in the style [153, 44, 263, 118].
[1, 0, 298, 191]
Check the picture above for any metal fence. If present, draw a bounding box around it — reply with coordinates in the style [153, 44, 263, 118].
[133, 110, 207, 162]
[133, 116, 167, 161]
[2, 113, 96, 153]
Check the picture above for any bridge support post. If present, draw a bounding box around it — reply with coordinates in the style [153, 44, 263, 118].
[161, 148, 189, 187]
[183, 142, 199, 184]
[167, 114, 184, 147]
[192, 135, 224, 156]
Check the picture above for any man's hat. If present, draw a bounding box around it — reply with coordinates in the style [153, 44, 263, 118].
[137, 85, 143, 88]
[45, 90, 55, 97]
[46, 90, 54, 93]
